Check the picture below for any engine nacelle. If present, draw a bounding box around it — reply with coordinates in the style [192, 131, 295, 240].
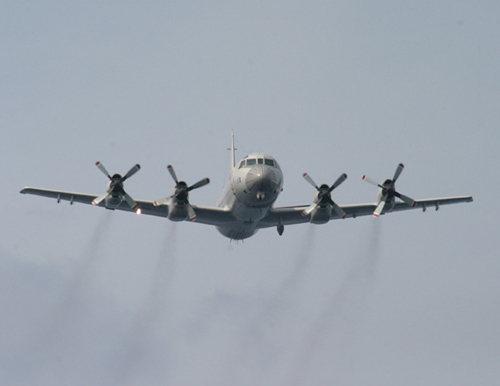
[309, 204, 332, 224]
[167, 201, 189, 221]
[376, 189, 396, 212]
[104, 195, 122, 209]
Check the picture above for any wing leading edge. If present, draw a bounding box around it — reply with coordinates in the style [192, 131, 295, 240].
[20, 187, 234, 225]
[257, 196, 473, 229]
[20, 187, 472, 231]
[20, 187, 165, 217]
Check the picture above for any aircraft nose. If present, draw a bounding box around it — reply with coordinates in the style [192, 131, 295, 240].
[246, 165, 279, 197]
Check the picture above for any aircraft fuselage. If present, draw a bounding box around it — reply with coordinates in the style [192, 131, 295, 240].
[215, 153, 283, 240]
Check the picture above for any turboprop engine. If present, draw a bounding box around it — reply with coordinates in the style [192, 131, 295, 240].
[92, 162, 141, 210]
[362, 163, 416, 217]
[301, 172, 348, 224]
[154, 165, 210, 221]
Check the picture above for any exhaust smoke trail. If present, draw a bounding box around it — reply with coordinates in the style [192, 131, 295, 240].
[46, 211, 114, 330]
[290, 220, 382, 385]
[117, 222, 178, 383]
[279, 225, 317, 295]
[21, 212, 114, 383]
[268, 224, 317, 316]
[218, 225, 318, 385]
[257, 225, 318, 344]
[140, 221, 178, 321]
[60, 212, 114, 310]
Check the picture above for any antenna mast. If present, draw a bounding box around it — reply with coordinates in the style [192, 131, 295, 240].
[230, 131, 236, 171]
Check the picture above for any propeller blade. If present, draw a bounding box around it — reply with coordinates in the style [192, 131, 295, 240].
[92, 192, 109, 206]
[393, 163, 404, 182]
[362, 175, 383, 188]
[301, 203, 317, 217]
[329, 173, 348, 192]
[123, 192, 139, 210]
[167, 165, 179, 184]
[303, 173, 319, 190]
[187, 204, 197, 221]
[153, 197, 169, 207]
[373, 197, 387, 217]
[332, 202, 347, 219]
[122, 164, 141, 181]
[395, 192, 416, 207]
[96, 162, 111, 179]
[188, 178, 210, 191]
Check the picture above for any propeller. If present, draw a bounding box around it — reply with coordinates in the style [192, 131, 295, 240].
[153, 165, 210, 221]
[362, 163, 416, 217]
[302, 172, 348, 219]
[92, 162, 141, 210]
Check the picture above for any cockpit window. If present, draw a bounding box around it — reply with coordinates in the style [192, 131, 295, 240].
[240, 158, 276, 168]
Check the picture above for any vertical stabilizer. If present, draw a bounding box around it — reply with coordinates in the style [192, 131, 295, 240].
[230, 131, 236, 171]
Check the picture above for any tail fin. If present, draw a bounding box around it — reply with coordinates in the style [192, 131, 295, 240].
[230, 131, 236, 171]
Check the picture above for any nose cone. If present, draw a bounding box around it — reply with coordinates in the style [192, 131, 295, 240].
[246, 165, 280, 204]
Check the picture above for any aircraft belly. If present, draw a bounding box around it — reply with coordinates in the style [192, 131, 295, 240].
[232, 202, 269, 222]
[216, 222, 257, 240]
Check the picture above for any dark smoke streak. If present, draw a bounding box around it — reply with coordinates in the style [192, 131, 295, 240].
[290, 221, 382, 385]
[60, 212, 114, 311]
[274, 225, 317, 305]
[258, 225, 318, 335]
[218, 226, 318, 384]
[20, 212, 114, 383]
[117, 222, 178, 383]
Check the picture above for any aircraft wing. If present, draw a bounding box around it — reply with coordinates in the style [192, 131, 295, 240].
[19, 187, 235, 225]
[20, 187, 165, 217]
[189, 205, 236, 227]
[20, 187, 472, 230]
[257, 196, 473, 229]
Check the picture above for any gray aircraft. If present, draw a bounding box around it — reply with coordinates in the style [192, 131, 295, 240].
[21, 133, 473, 240]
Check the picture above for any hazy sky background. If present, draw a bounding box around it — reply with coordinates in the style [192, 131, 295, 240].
[1, 1, 498, 385]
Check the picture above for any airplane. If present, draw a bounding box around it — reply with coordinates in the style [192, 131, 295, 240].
[20, 133, 473, 240]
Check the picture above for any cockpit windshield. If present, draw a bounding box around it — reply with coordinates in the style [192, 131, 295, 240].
[239, 158, 275, 169]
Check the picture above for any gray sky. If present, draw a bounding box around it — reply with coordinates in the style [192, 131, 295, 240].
[1, 1, 498, 385]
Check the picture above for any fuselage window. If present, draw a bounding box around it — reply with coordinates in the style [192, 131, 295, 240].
[246, 159, 256, 166]
[264, 159, 274, 167]
[258, 158, 264, 164]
